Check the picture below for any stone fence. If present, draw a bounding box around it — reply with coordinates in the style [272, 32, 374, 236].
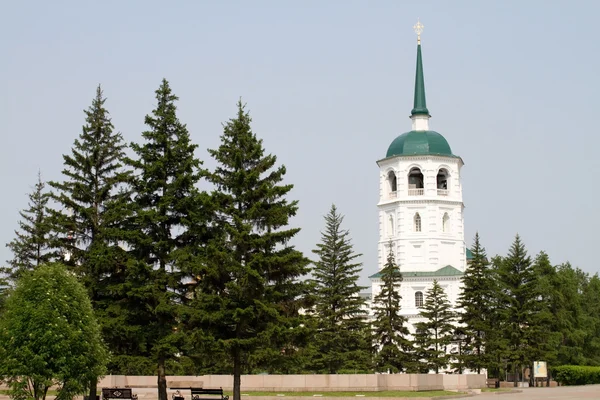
[98, 374, 486, 392]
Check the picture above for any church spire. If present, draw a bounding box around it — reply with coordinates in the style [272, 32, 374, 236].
[410, 19, 430, 131]
[411, 19, 429, 117]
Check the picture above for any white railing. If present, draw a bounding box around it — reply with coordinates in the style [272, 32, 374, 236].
[388, 191, 397, 199]
[437, 189, 449, 196]
[408, 188, 424, 196]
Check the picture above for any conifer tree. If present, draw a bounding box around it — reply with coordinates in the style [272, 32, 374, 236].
[371, 243, 412, 372]
[496, 234, 541, 386]
[4, 172, 53, 283]
[413, 280, 455, 373]
[484, 256, 509, 379]
[191, 100, 309, 400]
[309, 204, 370, 373]
[125, 79, 206, 400]
[457, 233, 491, 373]
[48, 85, 132, 398]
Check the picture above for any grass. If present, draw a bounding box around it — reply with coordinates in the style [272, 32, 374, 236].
[224, 391, 463, 398]
[481, 388, 513, 392]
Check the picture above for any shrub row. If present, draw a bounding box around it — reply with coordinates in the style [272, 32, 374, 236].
[552, 365, 600, 385]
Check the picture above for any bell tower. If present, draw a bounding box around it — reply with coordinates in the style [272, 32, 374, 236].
[374, 21, 466, 275]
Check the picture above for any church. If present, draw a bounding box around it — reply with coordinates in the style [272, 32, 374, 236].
[367, 23, 472, 342]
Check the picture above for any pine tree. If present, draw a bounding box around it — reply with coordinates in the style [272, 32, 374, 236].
[485, 256, 509, 379]
[529, 252, 559, 381]
[496, 234, 540, 386]
[190, 100, 309, 400]
[413, 280, 455, 373]
[457, 233, 491, 373]
[48, 85, 132, 399]
[371, 243, 412, 372]
[309, 204, 370, 373]
[4, 172, 53, 283]
[125, 79, 206, 400]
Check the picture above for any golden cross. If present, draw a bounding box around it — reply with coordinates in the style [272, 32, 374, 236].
[413, 18, 424, 44]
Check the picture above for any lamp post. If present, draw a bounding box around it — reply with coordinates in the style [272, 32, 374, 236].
[452, 330, 467, 374]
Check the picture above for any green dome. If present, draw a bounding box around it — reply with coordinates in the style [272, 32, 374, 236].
[386, 130, 454, 158]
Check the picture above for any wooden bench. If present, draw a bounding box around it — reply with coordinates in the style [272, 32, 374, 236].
[170, 387, 228, 400]
[486, 378, 499, 389]
[102, 388, 138, 400]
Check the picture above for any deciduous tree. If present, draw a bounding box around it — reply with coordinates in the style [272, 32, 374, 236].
[0, 263, 108, 400]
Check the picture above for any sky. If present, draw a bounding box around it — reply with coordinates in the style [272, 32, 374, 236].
[1, 0, 599, 286]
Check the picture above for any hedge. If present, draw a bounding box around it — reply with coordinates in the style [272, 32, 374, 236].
[552, 365, 600, 385]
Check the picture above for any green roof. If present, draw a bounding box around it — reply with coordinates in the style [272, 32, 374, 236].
[386, 130, 454, 158]
[466, 248, 474, 260]
[369, 265, 462, 279]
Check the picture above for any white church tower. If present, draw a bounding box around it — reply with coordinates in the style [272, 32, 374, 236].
[369, 22, 471, 329]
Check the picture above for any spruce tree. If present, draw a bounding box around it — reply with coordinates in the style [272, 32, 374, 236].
[191, 100, 309, 400]
[496, 234, 540, 386]
[309, 204, 370, 373]
[125, 79, 206, 400]
[371, 243, 412, 372]
[4, 172, 53, 283]
[48, 85, 132, 399]
[413, 280, 455, 373]
[457, 233, 491, 373]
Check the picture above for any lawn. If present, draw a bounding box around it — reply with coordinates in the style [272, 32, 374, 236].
[226, 391, 463, 397]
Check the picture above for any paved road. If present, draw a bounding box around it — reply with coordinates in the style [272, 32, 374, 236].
[455, 385, 600, 399]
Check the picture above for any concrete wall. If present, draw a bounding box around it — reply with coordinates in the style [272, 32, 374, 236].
[98, 374, 486, 392]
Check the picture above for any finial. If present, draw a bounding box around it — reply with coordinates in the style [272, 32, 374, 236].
[413, 18, 424, 45]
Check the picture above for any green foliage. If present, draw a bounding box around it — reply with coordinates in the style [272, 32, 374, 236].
[126, 79, 206, 400]
[189, 100, 309, 400]
[552, 365, 600, 385]
[457, 233, 492, 373]
[371, 243, 412, 373]
[413, 280, 455, 373]
[0, 263, 108, 400]
[307, 204, 370, 373]
[4, 172, 54, 283]
[496, 235, 551, 380]
[47, 85, 134, 400]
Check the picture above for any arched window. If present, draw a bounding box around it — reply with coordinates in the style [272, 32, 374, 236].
[414, 213, 422, 232]
[442, 212, 450, 233]
[388, 215, 394, 237]
[415, 291, 424, 308]
[388, 171, 397, 196]
[437, 168, 449, 195]
[408, 167, 424, 195]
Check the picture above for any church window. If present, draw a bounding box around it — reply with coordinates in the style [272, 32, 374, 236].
[414, 213, 422, 232]
[388, 171, 397, 195]
[415, 291, 424, 307]
[442, 212, 450, 232]
[388, 215, 394, 237]
[408, 167, 424, 195]
[437, 168, 449, 195]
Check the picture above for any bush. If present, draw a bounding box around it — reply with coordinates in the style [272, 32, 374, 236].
[0, 263, 109, 400]
[552, 365, 600, 385]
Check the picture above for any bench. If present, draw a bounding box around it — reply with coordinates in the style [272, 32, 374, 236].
[102, 388, 138, 400]
[170, 387, 228, 400]
[486, 378, 499, 389]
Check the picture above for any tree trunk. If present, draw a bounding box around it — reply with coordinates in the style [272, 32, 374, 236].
[89, 378, 98, 400]
[513, 364, 518, 387]
[233, 348, 241, 400]
[158, 357, 167, 400]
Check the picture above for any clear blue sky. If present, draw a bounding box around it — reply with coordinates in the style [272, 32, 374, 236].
[2, 0, 599, 285]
